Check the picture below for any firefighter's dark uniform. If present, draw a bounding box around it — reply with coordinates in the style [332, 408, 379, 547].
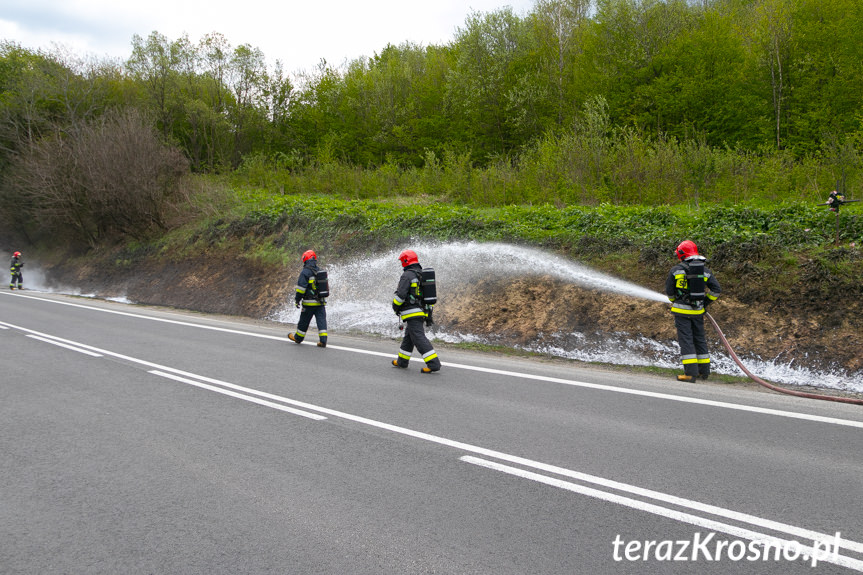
[10, 255, 23, 290]
[289, 258, 328, 346]
[393, 263, 440, 372]
[665, 256, 720, 379]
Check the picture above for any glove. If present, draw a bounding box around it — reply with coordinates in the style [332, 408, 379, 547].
[425, 307, 434, 327]
[392, 302, 400, 315]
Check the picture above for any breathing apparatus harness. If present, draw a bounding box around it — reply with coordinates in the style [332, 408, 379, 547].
[396, 266, 437, 329]
[296, 261, 329, 307]
[412, 268, 437, 326]
[675, 256, 707, 309]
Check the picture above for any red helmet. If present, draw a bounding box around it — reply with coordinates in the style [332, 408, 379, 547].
[302, 250, 316, 262]
[398, 249, 419, 267]
[13, 251, 20, 258]
[675, 240, 699, 260]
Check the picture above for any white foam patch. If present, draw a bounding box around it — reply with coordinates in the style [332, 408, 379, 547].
[268, 242, 863, 393]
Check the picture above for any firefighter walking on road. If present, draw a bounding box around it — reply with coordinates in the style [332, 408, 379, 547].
[288, 250, 328, 348]
[665, 240, 720, 382]
[10, 251, 23, 290]
[391, 249, 441, 373]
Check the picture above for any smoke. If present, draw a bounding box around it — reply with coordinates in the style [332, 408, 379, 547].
[6, 263, 126, 301]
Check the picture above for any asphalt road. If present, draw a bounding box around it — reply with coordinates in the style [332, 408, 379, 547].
[2, 290, 862, 574]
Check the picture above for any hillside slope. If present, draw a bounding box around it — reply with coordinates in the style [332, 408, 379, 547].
[37, 242, 863, 394]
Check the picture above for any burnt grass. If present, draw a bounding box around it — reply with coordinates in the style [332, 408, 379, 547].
[39, 234, 863, 388]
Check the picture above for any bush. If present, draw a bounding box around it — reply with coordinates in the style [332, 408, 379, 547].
[4, 108, 190, 247]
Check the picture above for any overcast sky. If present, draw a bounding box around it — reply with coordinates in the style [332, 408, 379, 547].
[1, 0, 537, 74]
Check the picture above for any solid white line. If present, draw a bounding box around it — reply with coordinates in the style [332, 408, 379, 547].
[3, 291, 289, 340]
[460, 456, 863, 572]
[149, 370, 326, 420]
[3, 321, 324, 421]
[3, 296, 863, 430]
[442, 361, 863, 429]
[124, 367, 863, 557]
[1, 317, 860, 558]
[26, 334, 103, 357]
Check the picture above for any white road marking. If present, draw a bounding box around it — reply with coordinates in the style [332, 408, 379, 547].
[2, 315, 861, 566]
[26, 334, 103, 357]
[460, 456, 863, 572]
[3, 293, 863, 430]
[3, 321, 324, 421]
[149, 370, 327, 420]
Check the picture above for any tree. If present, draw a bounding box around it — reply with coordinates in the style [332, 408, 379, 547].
[752, 0, 794, 149]
[446, 8, 532, 160]
[0, 43, 77, 161]
[782, 0, 863, 154]
[127, 32, 179, 140]
[589, 0, 693, 132]
[7, 109, 189, 246]
[531, 0, 593, 127]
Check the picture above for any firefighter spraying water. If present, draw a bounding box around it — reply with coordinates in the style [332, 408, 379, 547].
[267, 242, 863, 394]
[10, 251, 23, 290]
[665, 240, 721, 382]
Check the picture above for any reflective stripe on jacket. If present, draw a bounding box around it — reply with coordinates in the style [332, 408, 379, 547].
[665, 259, 720, 315]
[296, 260, 325, 307]
[393, 263, 427, 321]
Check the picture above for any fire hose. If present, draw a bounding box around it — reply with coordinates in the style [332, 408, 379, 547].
[705, 312, 863, 406]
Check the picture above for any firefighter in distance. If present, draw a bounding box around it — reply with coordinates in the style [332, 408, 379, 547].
[665, 240, 721, 382]
[10, 251, 23, 290]
[288, 250, 329, 348]
[391, 249, 441, 373]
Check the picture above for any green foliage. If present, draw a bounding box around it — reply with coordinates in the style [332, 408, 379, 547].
[185, 193, 859, 262]
[4, 1, 863, 253]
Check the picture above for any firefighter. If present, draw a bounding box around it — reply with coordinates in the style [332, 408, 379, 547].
[665, 240, 721, 382]
[391, 249, 441, 373]
[287, 250, 328, 347]
[10, 251, 23, 290]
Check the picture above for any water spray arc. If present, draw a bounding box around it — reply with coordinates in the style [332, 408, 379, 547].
[269, 241, 862, 395]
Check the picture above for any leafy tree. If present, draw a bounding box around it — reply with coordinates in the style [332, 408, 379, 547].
[446, 8, 533, 160]
[127, 32, 181, 141]
[7, 109, 189, 246]
[751, 0, 794, 149]
[530, 0, 593, 128]
[657, 4, 768, 148]
[288, 61, 348, 164]
[783, 0, 863, 154]
[227, 44, 270, 166]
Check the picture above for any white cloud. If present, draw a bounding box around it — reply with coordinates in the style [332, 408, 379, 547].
[2, 0, 536, 74]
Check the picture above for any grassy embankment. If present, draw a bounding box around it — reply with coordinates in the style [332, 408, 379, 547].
[150, 178, 863, 295]
[46, 155, 862, 385]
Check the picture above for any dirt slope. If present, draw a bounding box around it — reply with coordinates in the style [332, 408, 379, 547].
[40, 251, 862, 382]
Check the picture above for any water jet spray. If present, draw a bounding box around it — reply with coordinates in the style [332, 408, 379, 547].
[267, 241, 863, 394]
